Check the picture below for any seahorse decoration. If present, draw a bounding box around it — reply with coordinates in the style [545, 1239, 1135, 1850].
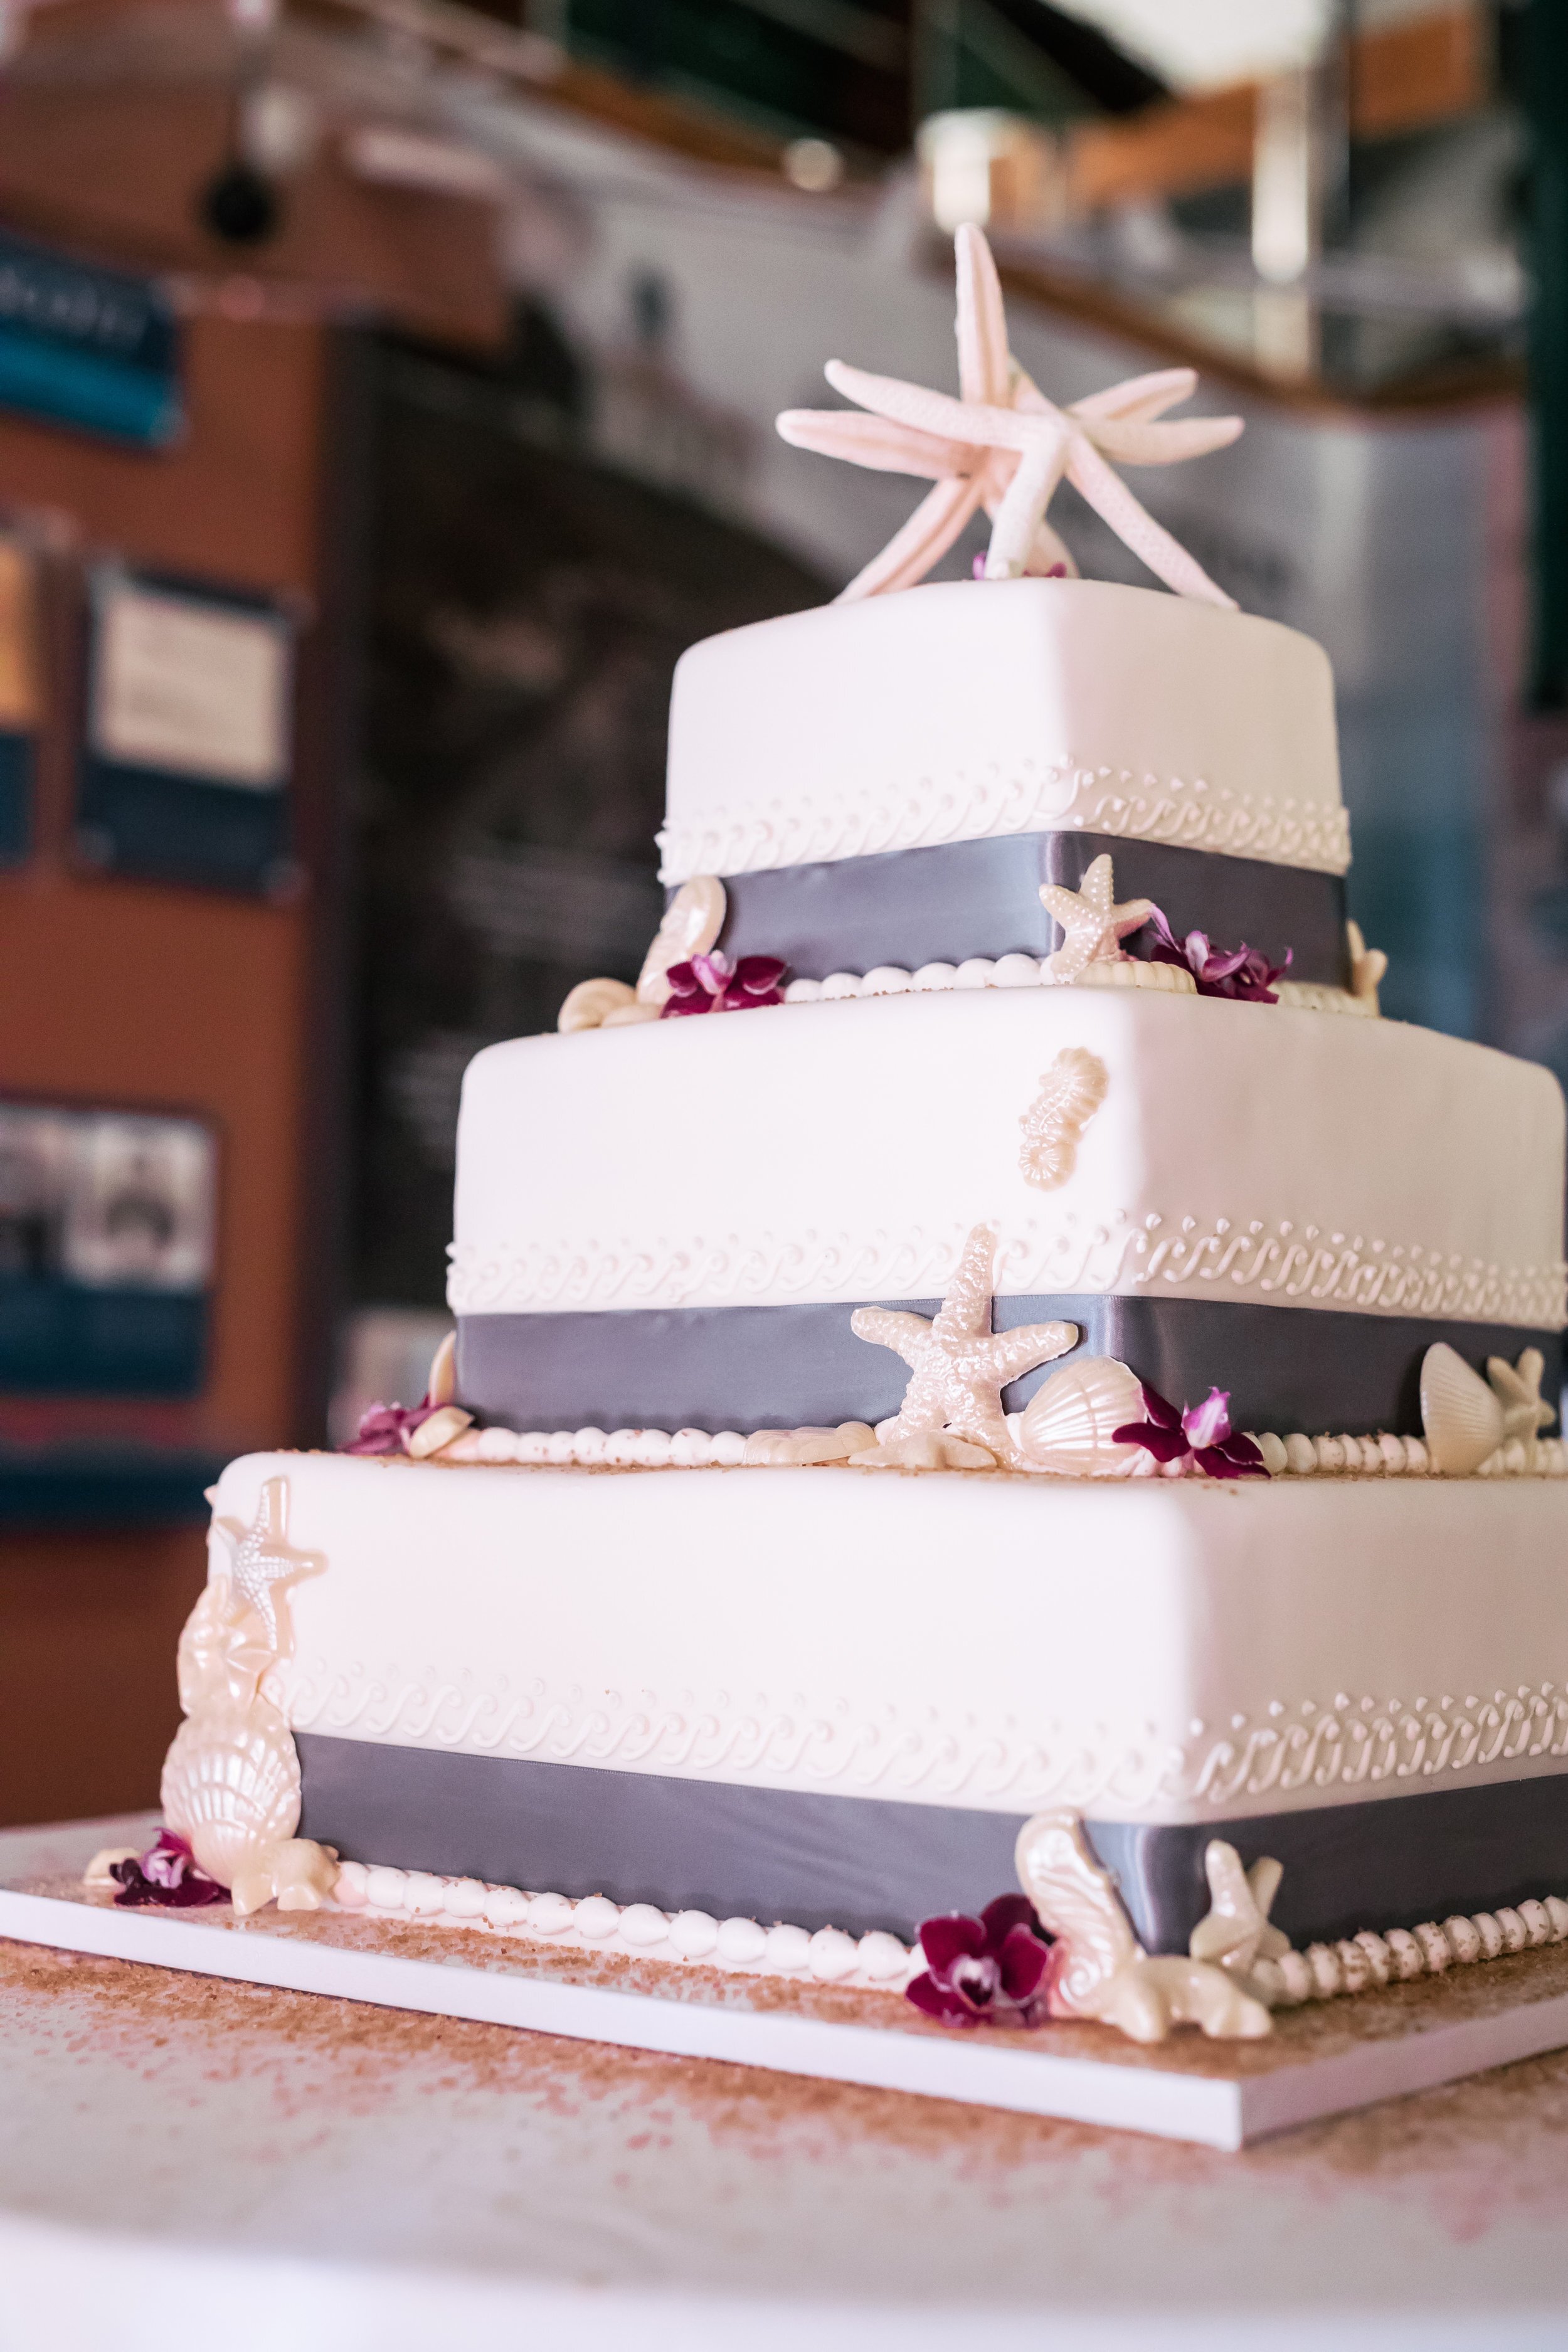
[1018, 1047, 1109, 1190]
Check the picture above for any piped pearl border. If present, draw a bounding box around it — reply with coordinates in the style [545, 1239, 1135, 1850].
[426, 1423, 1568, 1478]
[781, 960, 1372, 1016]
[332, 1858, 918, 1987]
[1253, 1431, 1568, 1479]
[1259, 1892, 1568, 2006]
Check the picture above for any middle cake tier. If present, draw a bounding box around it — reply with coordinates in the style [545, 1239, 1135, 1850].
[449, 990, 1567, 1438]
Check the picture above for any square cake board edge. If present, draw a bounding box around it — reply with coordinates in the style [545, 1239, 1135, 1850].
[8, 1818, 1568, 2153]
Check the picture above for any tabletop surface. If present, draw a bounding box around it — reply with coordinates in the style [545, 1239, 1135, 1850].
[6, 1815, 1568, 2352]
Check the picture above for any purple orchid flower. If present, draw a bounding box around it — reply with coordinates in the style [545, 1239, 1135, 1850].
[661, 950, 788, 1017]
[1113, 1382, 1268, 1479]
[904, 1894, 1052, 2029]
[1140, 906, 1291, 1004]
[110, 1830, 226, 1909]
[345, 1397, 440, 1456]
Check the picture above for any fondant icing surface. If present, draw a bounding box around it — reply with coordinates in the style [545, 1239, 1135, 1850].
[221, 1451, 1568, 1832]
[451, 988, 1567, 1324]
[661, 578, 1348, 880]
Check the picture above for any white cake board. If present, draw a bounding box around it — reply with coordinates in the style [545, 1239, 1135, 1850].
[8, 1814, 1568, 2153]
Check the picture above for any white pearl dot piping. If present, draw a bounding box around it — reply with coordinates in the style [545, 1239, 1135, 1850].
[332, 1859, 918, 1988]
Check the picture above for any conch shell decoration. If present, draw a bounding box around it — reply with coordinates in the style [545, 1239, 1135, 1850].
[160, 1477, 339, 1916]
[558, 877, 726, 1034]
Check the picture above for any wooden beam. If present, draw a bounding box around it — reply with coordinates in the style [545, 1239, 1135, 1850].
[1066, 8, 1488, 213]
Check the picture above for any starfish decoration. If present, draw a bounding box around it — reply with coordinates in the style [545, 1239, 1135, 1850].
[212, 1476, 322, 1656]
[1487, 1348, 1556, 1456]
[1188, 1841, 1291, 1979]
[776, 223, 1243, 604]
[1039, 854, 1154, 982]
[851, 1221, 1076, 1464]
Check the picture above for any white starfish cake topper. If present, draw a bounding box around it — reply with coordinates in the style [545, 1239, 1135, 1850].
[777, 223, 1243, 606]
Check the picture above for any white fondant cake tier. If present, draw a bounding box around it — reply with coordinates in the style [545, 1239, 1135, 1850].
[450, 988, 1566, 1325]
[233, 1449, 1568, 1829]
[660, 579, 1348, 883]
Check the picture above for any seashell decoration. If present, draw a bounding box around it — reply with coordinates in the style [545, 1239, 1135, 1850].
[1015, 1357, 1149, 1478]
[1018, 1046, 1109, 1190]
[408, 1404, 474, 1458]
[743, 1422, 876, 1466]
[555, 877, 727, 1032]
[636, 875, 726, 1008]
[161, 1696, 302, 1888]
[1419, 1342, 1505, 1476]
[426, 1330, 457, 1405]
[159, 1474, 339, 1914]
[558, 977, 638, 1034]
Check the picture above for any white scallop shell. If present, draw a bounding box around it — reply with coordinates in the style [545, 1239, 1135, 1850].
[637, 876, 726, 1007]
[557, 977, 637, 1034]
[1419, 1342, 1505, 1476]
[161, 1700, 301, 1887]
[1016, 1357, 1148, 1477]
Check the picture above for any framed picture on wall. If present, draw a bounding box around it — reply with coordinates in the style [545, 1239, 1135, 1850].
[77, 565, 295, 893]
[0, 1099, 218, 1394]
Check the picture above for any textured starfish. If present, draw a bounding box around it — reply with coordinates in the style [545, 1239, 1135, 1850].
[213, 1476, 322, 1655]
[1039, 854, 1154, 982]
[851, 1222, 1076, 1463]
[776, 223, 1242, 604]
[1487, 1348, 1556, 1451]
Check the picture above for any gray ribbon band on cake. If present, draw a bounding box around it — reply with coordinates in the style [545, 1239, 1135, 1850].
[296, 1733, 1568, 1952]
[456, 1300, 1561, 1440]
[713, 829, 1351, 985]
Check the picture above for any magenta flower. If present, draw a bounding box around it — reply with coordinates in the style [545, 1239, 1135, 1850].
[660, 950, 788, 1016]
[1140, 906, 1291, 1004]
[904, 1894, 1052, 2028]
[345, 1397, 440, 1456]
[1113, 1382, 1268, 1478]
[110, 1830, 226, 1909]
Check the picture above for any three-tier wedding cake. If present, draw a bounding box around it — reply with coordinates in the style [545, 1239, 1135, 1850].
[139, 230, 1568, 2045]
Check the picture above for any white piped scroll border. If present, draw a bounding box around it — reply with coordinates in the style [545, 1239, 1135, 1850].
[657, 765, 1353, 886]
[266, 1655, 1568, 1818]
[449, 1214, 1567, 1327]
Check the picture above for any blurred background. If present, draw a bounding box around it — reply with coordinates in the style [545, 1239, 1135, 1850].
[1, 0, 1565, 1825]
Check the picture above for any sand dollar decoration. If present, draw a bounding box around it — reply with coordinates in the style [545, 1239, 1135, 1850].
[637, 876, 727, 1007]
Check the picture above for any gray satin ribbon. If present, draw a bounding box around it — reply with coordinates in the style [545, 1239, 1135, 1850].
[456, 1298, 1560, 1441]
[295, 1733, 1568, 1953]
[713, 830, 1350, 987]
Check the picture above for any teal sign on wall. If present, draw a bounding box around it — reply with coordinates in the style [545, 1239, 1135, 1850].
[0, 228, 182, 447]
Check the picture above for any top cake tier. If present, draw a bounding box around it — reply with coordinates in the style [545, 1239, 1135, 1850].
[660, 577, 1348, 885]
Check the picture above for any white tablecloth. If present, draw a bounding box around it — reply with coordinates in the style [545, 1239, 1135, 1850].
[4, 1814, 1568, 2351]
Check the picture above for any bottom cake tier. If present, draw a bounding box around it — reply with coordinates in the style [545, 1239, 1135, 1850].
[209, 1449, 1568, 1954]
